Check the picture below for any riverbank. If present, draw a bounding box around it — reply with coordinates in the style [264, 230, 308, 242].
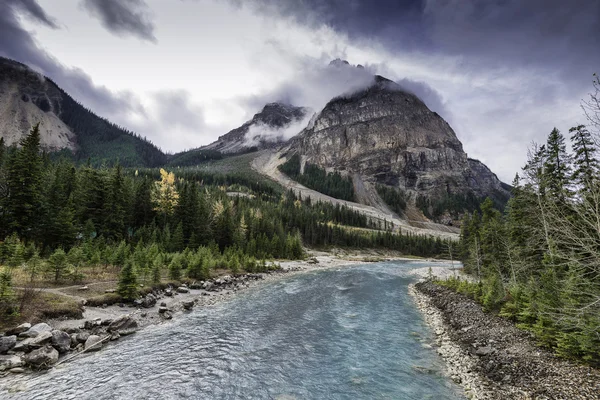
[1, 250, 420, 376]
[410, 280, 600, 400]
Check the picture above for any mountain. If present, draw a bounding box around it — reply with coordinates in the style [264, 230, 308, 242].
[288, 72, 510, 220]
[0, 57, 166, 167]
[202, 102, 311, 154]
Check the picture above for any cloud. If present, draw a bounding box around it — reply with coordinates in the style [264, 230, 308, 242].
[126, 90, 226, 153]
[16, 0, 60, 28]
[0, 0, 148, 133]
[81, 0, 157, 43]
[237, 55, 451, 129]
[243, 112, 313, 147]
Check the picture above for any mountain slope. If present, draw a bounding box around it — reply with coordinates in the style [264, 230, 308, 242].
[0, 57, 166, 167]
[288, 73, 510, 221]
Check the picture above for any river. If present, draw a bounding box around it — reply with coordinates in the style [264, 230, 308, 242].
[2, 261, 464, 399]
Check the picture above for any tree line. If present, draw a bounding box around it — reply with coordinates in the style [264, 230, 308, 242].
[454, 110, 600, 365]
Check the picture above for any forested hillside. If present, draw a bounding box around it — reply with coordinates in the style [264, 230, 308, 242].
[55, 79, 166, 167]
[447, 77, 600, 365]
[279, 154, 356, 201]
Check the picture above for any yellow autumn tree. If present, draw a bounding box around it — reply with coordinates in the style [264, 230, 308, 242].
[152, 169, 179, 218]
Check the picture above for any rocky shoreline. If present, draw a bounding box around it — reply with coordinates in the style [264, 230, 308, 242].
[410, 281, 600, 400]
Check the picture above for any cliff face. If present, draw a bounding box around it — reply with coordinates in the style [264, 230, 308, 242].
[0, 58, 76, 151]
[203, 103, 310, 154]
[292, 75, 510, 207]
[0, 57, 166, 167]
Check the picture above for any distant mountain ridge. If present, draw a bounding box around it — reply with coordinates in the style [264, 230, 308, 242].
[0, 57, 166, 167]
[202, 102, 311, 154]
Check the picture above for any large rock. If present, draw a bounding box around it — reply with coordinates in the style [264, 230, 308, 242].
[51, 330, 71, 353]
[84, 335, 103, 352]
[29, 330, 53, 348]
[182, 300, 194, 310]
[76, 332, 90, 343]
[176, 286, 190, 294]
[12, 338, 34, 353]
[0, 335, 16, 354]
[142, 294, 157, 308]
[18, 322, 52, 339]
[0, 355, 24, 371]
[107, 315, 138, 336]
[24, 345, 59, 368]
[5, 323, 31, 336]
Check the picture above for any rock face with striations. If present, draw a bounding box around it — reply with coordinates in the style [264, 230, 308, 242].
[291, 74, 510, 207]
[203, 102, 311, 154]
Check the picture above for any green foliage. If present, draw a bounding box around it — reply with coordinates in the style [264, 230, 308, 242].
[455, 122, 600, 365]
[118, 260, 138, 301]
[48, 248, 69, 282]
[279, 154, 355, 201]
[5, 124, 43, 241]
[168, 253, 183, 281]
[376, 185, 406, 215]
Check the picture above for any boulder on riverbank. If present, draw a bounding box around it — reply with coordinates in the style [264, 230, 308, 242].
[107, 315, 138, 336]
[24, 345, 59, 369]
[0, 355, 24, 372]
[84, 335, 103, 352]
[0, 335, 16, 354]
[18, 323, 52, 339]
[51, 330, 71, 353]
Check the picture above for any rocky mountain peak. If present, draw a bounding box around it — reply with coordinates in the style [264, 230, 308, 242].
[202, 102, 311, 154]
[289, 71, 510, 219]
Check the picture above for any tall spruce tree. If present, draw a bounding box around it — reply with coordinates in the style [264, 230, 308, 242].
[569, 125, 598, 192]
[6, 124, 43, 240]
[544, 128, 572, 200]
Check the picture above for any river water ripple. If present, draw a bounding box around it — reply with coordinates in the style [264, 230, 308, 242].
[2, 261, 464, 399]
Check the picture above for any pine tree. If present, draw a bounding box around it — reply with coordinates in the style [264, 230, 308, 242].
[171, 222, 184, 252]
[103, 164, 127, 241]
[132, 177, 155, 229]
[48, 248, 69, 282]
[169, 253, 182, 281]
[569, 125, 598, 192]
[6, 124, 43, 240]
[118, 260, 138, 301]
[544, 128, 572, 200]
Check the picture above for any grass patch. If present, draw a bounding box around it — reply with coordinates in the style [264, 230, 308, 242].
[0, 289, 83, 332]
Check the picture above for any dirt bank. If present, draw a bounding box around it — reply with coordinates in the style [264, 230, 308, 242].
[411, 281, 600, 400]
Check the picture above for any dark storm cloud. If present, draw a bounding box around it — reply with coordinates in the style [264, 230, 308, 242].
[17, 0, 60, 28]
[81, 0, 157, 43]
[230, 0, 427, 49]
[0, 0, 141, 120]
[241, 0, 599, 63]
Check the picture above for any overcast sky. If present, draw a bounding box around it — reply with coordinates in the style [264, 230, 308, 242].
[1, 0, 599, 182]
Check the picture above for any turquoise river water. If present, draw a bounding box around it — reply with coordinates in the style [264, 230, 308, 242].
[1, 261, 464, 399]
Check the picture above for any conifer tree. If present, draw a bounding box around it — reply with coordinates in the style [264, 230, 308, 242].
[6, 124, 43, 240]
[544, 128, 572, 200]
[569, 125, 598, 192]
[118, 260, 138, 301]
[48, 248, 69, 282]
